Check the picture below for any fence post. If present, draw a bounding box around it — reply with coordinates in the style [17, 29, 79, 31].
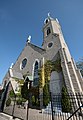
[12, 94, 16, 118]
[26, 90, 30, 120]
[26, 100, 29, 120]
[50, 92, 54, 120]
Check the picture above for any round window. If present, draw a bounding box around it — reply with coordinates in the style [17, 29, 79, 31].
[48, 42, 53, 48]
[20, 58, 27, 70]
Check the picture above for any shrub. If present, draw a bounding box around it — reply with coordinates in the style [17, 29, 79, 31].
[43, 83, 50, 107]
[32, 95, 35, 105]
[36, 98, 39, 106]
[16, 99, 22, 105]
[22, 98, 26, 102]
[61, 86, 72, 112]
[6, 98, 11, 106]
[21, 82, 29, 99]
[9, 90, 15, 98]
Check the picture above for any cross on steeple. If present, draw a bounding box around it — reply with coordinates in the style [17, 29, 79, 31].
[48, 12, 50, 18]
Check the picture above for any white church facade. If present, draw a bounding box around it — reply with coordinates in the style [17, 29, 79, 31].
[2, 14, 83, 100]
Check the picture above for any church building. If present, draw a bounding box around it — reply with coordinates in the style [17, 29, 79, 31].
[2, 14, 83, 99]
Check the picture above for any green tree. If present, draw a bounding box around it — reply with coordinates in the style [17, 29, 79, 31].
[76, 57, 83, 77]
[30, 86, 39, 106]
[43, 82, 50, 106]
[61, 86, 72, 112]
[21, 80, 29, 99]
[9, 90, 15, 98]
[44, 60, 53, 79]
[16, 98, 22, 105]
[6, 97, 11, 106]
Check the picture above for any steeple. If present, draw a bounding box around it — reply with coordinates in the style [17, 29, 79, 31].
[42, 14, 72, 62]
[43, 14, 62, 41]
[42, 14, 61, 50]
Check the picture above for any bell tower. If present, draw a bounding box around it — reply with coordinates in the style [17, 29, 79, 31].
[42, 14, 72, 62]
[42, 14, 63, 50]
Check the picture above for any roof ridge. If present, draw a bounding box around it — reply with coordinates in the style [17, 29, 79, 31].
[28, 43, 45, 51]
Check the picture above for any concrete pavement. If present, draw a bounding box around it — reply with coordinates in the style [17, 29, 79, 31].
[0, 113, 20, 120]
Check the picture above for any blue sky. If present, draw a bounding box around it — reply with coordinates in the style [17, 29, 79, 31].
[0, 0, 83, 84]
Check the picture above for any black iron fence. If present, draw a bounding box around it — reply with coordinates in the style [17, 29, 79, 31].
[1, 92, 83, 120]
[3, 95, 26, 120]
[51, 93, 83, 120]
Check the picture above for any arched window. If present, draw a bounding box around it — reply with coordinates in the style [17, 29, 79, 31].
[34, 61, 38, 71]
[46, 19, 49, 24]
[47, 27, 51, 36]
[33, 61, 39, 86]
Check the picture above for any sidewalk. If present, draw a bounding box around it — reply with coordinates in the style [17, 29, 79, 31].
[0, 112, 20, 120]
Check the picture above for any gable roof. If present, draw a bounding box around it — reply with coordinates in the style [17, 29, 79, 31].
[27, 43, 46, 54]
